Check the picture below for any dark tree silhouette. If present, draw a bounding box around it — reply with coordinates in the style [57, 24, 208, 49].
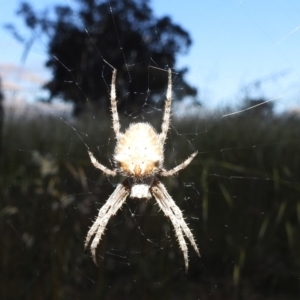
[11, 0, 197, 116]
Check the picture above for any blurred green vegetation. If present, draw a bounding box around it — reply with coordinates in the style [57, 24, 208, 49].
[1, 110, 300, 299]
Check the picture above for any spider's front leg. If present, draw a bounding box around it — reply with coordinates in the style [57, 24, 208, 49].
[85, 182, 130, 265]
[151, 179, 200, 272]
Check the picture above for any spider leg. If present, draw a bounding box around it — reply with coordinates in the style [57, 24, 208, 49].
[160, 151, 198, 177]
[159, 68, 172, 144]
[84, 198, 112, 252]
[85, 182, 130, 265]
[88, 150, 117, 176]
[151, 180, 200, 272]
[168, 198, 200, 257]
[157, 199, 189, 270]
[110, 69, 122, 140]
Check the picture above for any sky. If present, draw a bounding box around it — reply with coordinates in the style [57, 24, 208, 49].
[1, 0, 300, 114]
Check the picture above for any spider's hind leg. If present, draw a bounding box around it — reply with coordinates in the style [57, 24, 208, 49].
[159, 69, 172, 144]
[110, 69, 122, 140]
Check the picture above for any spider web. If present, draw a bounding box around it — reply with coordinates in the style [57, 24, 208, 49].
[2, 0, 300, 299]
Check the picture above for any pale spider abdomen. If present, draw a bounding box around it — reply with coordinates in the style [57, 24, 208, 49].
[114, 122, 163, 178]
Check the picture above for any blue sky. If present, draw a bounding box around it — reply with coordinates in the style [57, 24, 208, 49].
[1, 0, 300, 113]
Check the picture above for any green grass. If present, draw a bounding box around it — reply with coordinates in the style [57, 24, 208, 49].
[1, 111, 300, 299]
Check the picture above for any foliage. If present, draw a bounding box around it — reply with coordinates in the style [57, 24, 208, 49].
[0, 77, 4, 155]
[1, 109, 300, 299]
[9, 0, 197, 115]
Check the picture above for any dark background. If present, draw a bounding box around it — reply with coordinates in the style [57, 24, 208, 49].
[1, 111, 300, 299]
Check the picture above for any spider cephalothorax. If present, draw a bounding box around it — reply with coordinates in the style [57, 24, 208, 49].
[85, 69, 199, 271]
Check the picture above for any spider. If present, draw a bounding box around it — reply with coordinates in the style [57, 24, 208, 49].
[85, 68, 200, 271]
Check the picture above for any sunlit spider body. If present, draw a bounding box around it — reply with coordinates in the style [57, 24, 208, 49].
[115, 123, 163, 180]
[85, 69, 200, 271]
